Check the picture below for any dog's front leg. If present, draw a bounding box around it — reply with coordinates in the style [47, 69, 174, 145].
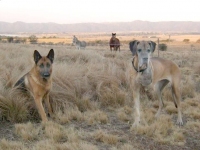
[44, 93, 53, 118]
[34, 95, 48, 122]
[131, 86, 140, 129]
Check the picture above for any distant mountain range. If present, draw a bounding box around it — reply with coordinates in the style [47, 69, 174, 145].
[1, 21, 200, 33]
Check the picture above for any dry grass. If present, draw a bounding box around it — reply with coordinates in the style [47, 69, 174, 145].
[165, 103, 177, 115]
[185, 121, 200, 132]
[0, 139, 27, 150]
[0, 37, 199, 149]
[111, 143, 136, 150]
[181, 76, 196, 99]
[0, 90, 30, 122]
[93, 130, 119, 145]
[84, 110, 108, 125]
[132, 115, 186, 145]
[55, 107, 84, 124]
[117, 106, 132, 122]
[15, 122, 41, 141]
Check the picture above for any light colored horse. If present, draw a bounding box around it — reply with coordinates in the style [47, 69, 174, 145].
[72, 36, 86, 50]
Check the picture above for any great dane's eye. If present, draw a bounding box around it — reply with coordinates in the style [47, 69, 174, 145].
[147, 49, 151, 53]
[138, 49, 142, 53]
[39, 64, 44, 68]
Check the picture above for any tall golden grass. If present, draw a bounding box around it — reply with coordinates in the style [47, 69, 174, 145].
[0, 41, 199, 149]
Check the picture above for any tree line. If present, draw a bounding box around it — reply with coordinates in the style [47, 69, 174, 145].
[0, 35, 38, 44]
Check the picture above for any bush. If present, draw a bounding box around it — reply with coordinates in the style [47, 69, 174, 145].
[14, 37, 21, 43]
[14, 37, 27, 44]
[160, 39, 173, 42]
[196, 39, 200, 43]
[158, 43, 167, 51]
[29, 35, 38, 44]
[7, 37, 14, 43]
[47, 42, 54, 45]
[183, 39, 190, 43]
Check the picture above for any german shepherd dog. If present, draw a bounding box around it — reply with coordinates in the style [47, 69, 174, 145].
[14, 49, 54, 122]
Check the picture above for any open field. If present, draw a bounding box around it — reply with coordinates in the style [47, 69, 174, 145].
[36, 33, 200, 45]
[0, 37, 200, 150]
[2, 32, 200, 45]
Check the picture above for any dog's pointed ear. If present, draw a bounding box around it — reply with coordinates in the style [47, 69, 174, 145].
[129, 40, 139, 56]
[149, 41, 156, 52]
[47, 49, 54, 63]
[34, 50, 42, 64]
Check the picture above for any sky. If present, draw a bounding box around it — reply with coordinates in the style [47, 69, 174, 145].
[0, 0, 200, 24]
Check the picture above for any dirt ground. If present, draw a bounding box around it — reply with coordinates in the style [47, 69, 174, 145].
[0, 111, 200, 150]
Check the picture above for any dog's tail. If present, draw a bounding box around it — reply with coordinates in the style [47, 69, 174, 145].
[13, 75, 27, 91]
[172, 92, 178, 108]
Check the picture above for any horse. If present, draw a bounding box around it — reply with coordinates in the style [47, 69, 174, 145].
[72, 36, 87, 50]
[109, 33, 120, 52]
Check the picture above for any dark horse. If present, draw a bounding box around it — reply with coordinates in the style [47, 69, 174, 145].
[109, 33, 120, 51]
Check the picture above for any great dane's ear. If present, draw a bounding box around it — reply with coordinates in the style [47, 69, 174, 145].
[47, 49, 54, 63]
[129, 40, 139, 56]
[149, 41, 156, 52]
[34, 50, 42, 64]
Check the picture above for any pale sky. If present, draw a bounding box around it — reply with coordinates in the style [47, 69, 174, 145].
[1, 0, 200, 24]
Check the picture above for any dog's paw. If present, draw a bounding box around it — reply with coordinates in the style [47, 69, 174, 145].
[130, 121, 140, 130]
[176, 118, 183, 126]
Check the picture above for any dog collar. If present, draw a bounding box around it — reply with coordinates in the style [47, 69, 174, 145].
[132, 57, 147, 73]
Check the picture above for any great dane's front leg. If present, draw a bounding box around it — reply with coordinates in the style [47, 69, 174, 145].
[155, 94, 163, 118]
[131, 86, 140, 128]
[133, 94, 140, 127]
[155, 87, 163, 118]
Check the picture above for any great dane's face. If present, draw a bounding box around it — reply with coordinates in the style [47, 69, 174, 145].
[129, 40, 156, 69]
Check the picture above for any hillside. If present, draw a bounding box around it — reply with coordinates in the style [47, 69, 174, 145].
[1, 21, 200, 33]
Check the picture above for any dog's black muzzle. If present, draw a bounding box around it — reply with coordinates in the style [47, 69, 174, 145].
[42, 72, 50, 78]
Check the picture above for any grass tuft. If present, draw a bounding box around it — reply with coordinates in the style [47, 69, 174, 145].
[85, 110, 108, 125]
[0, 139, 27, 150]
[93, 130, 119, 145]
[15, 122, 41, 141]
[0, 89, 30, 122]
